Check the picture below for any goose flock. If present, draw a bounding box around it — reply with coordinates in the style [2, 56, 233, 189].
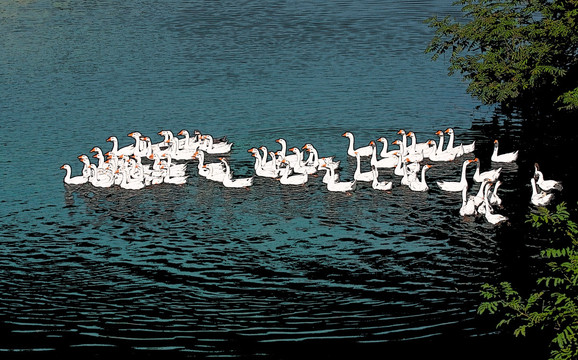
[61, 128, 563, 225]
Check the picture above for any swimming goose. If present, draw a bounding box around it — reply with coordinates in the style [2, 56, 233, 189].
[408, 164, 431, 192]
[531, 177, 554, 206]
[353, 152, 375, 182]
[473, 158, 501, 182]
[177, 129, 201, 152]
[289, 147, 317, 175]
[371, 165, 392, 191]
[459, 185, 477, 216]
[491, 140, 518, 163]
[445, 128, 475, 154]
[427, 139, 457, 162]
[488, 180, 503, 206]
[193, 151, 227, 182]
[106, 132, 141, 157]
[342, 132, 373, 157]
[376, 136, 399, 158]
[250, 151, 280, 178]
[278, 161, 308, 185]
[89, 164, 115, 188]
[437, 159, 475, 192]
[60, 164, 89, 185]
[320, 165, 356, 192]
[221, 158, 253, 188]
[400, 159, 419, 186]
[115, 167, 145, 190]
[370, 141, 398, 169]
[392, 140, 423, 163]
[484, 182, 508, 224]
[200, 134, 233, 154]
[406, 131, 435, 158]
[534, 163, 563, 191]
[275, 138, 299, 166]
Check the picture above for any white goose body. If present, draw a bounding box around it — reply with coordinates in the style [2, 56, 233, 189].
[408, 164, 431, 192]
[406, 131, 431, 155]
[488, 180, 503, 206]
[353, 152, 375, 182]
[473, 158, 501, 183]
[221, 158, 253, 188]
[459, 185, 477, 216]
[445, 128, 475, 154]
[370, 141, 398, 169]
[484, 182, 508, 224]
[321, 165, 356, 192]
[491, 140, 518, 163]
[437, 159, 474, 192]
[427, 139, 457, 162]
[275, 139, 299, 166]
[193, 151, 226, 182]
[376, 137, 399, 158]
[534, 163, 563, 191]
[89, 164, 115, 188]
[279, 164, 308, 185]
[531, 177, 554, 206]
[289, 148, 317, 175]
[343, 132, 372, 157]
[371, 166, 392, 190]
[200, 134, 233, 154]
[61, 164, 88, 185]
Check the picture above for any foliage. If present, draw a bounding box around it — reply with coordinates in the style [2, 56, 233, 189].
[478, 203, 578, 360]
[425, 0, 578, 110]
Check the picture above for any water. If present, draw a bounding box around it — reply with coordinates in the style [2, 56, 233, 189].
[0, 0, 545, 358]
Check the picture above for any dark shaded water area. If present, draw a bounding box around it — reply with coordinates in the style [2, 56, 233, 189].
[1, 1, 576, 359]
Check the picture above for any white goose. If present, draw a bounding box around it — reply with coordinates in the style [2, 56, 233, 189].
[320, 165, 356, 192]
[376, 136, 399, 158]
[437, 159, 475, 192]
[408, 164, 432, 192]
[89, 164, 115, 188]
[370, 165, 392, 191]
[193, 151, 227, 182]
[370, 141, 398, 169]
[289, 147, 317, 175]
[460, 185, 477, 216]
[445, 128, 475, 154]
[488, 180, 503, 206]
[484, 182, 508, 224]
[406, 131, 435, 158]
[534, 163, 563, 191]
[531, 177, 554, 206]
[249, 151, 280, 178]
[322, 162, 340, 184]
[275, 138, 299, 166]
[253, 146, 278, 172]
[427, 139, 457, 162]
[116, 167, 146, 190]
[491, 139, 518, 163]
[392, 139, 423, 163]
[90, 147, 107, 170]
[78, 154, 93, 178]
[473, 158, 501, 183]
[60, 164, 88, 185]
[221, 158, 253, 188]
[159, 153, 186, 177]
[353, 152, 375, 182]
[400, 159, 418, 186]
[342, 132, 373, 157]
[177, 129, 201, 152]
[278, 162, 308, 185]
[200, 134, 233, 154]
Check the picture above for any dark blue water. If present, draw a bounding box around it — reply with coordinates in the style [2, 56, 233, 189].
[0, 1, 540, 358]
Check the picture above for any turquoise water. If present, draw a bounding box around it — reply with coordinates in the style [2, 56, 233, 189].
[0, 0, 535, 358]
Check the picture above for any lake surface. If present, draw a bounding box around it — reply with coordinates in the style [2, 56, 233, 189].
[0, 0, 558, 358]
